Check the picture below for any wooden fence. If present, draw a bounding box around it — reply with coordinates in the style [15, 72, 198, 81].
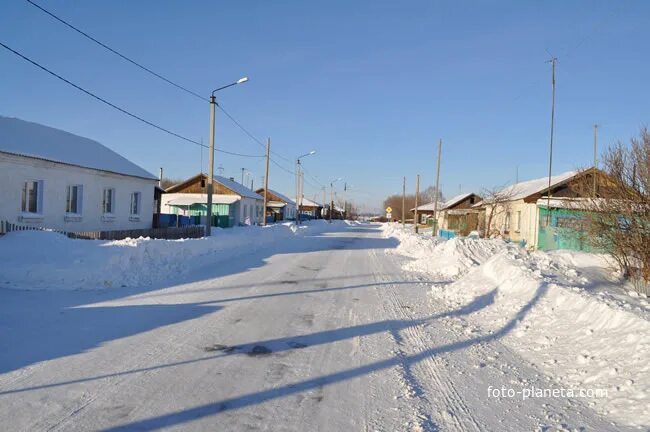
[0, 220, 205, 240]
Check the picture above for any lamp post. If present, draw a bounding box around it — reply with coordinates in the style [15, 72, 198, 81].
[295, 150, 316, 226]
[329, 177, 342, 223]
[206, 76, 248, 236]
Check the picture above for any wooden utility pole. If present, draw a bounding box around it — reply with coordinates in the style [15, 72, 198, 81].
[593, 124, 598, 197]
[414, 174, 420, 234]
[263, 138, 270, 225]
[545, 56, 558, 223]
[432, 139, 442, 237]
[402, 176, 406, 227]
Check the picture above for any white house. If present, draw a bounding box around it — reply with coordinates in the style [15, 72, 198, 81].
[161, 173, 264, 227]
[481, 169, 602, 248]
[0, 116, 158, 232]
[255, 188, 296, 221]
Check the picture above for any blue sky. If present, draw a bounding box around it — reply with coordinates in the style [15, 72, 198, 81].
[2, 1, 649, 212]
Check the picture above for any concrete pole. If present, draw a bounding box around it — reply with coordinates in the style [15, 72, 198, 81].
[414, 174, 420, 234]
[263, 138, 270, 226]
[432, 139, 442, 236]
[546, 56, 557, 224]
[205, 96, 216, 237]
[159, 167, 163, 188]
[402, 176, 406, 227]
[593, 124, 598, 197]
[329, 183, 334, 223]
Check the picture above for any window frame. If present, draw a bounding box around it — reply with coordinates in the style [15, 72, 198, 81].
[21, 180, 43, 214]
[102, 188, 116, 215]
[130, 191, 141, 216]
[65, 184, 83, 215]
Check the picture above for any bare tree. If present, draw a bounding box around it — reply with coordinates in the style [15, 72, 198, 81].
[580, 128, 650, 292]
[383, 194, 417, 222]
[160, 177, 184, 190]
[421, 185, 445, 204]
[480, 184, 516, 238]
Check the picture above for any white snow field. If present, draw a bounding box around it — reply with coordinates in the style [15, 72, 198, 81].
[0, 221, 646, 431]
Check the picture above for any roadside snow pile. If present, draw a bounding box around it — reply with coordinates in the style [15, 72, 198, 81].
[382, 223, 650, 427]
[0, 220, 337, 291]
[382, 223, 506, 277]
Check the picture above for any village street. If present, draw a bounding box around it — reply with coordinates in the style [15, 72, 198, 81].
[0, 223, 626, 432]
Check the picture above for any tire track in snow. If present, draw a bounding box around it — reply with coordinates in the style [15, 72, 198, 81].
[370, 249, 482, 432]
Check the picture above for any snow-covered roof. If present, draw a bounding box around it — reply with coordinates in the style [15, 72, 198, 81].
[267, 201, 287, 208]
[260, 188, 295, 205]
[497, 171, 578, 202]
[300, 197, 322, 207]
[214, 175, 263, 200]
[0, 116, 156, 180]
[412, 192, 477, 212]
[441, 193, 474, 210]
[165, 193, 240, 206]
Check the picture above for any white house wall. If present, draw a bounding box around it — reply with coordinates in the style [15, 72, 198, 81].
[0, 153, 155, 232]
[237, 197, 264, 225]
[484, 200, 538, 248]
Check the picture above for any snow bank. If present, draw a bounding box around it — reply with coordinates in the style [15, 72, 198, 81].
[383, 223, 650, 427]
[382, 223, 506, 277]
[0, 220, 338, 291]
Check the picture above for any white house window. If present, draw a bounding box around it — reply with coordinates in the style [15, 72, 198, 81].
[504, 212, 511, 231]
[130, 192, 141, 215]
[102, 188, 115, 214]
[516, 211, 522, 232]
[66, 185, 83, 214]
[21, 180, 42, 214]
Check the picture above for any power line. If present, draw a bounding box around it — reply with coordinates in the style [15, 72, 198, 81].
[24, 0, 318, 176]
[25, 0, 206, 102]
[0, 41, 263, 159]
[25, 0, 306, 173]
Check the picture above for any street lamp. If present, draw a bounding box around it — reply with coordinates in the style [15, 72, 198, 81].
[329, 177, 342, 223]
[295, 150, 316, 226]
[206, 76, 249, 236]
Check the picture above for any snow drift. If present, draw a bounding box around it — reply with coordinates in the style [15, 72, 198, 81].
[0, 220, 336, 291]
[383, 223, 650, 428]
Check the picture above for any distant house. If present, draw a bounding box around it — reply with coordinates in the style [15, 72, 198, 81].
[0, 116, 158, 232]
[161, 173, 264, 227]
[412, 193, 481, 236]
[481, 168, 606, 248]
[299, 197, 323, 219]
[255, 188, 296, 222]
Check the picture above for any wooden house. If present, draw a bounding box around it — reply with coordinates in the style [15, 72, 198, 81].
[255, 188, 296, 222]
[161, 173, 264, 227]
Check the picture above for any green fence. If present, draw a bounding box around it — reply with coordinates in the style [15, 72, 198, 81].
[537, 207, 593, 252]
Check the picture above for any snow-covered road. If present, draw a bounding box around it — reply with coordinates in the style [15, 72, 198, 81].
[0, 223, 634, 431]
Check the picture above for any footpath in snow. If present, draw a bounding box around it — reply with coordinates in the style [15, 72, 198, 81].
[382, 223, 650, 429]
[0, 220, 342, 291]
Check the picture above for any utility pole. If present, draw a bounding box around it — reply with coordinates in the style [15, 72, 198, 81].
[343, 182, 347, 220]
[414, 174, 420, 234]
[295, 159, 302, 226]
[241, 168, 245, 185]
[515, 165, 519, 184]
[593, 124, 598, 197]
[322, 187, 326, 218]
[545, 56, 558, 223]
[205, 76, 248, 236]
[402, 176, 406, 227]
[159, 167, 163, 188]
[263, 138, 270, 226]
[432, 139, 442, 237]
[206, 95, 216, 236]
[329, 183, 334, 223]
